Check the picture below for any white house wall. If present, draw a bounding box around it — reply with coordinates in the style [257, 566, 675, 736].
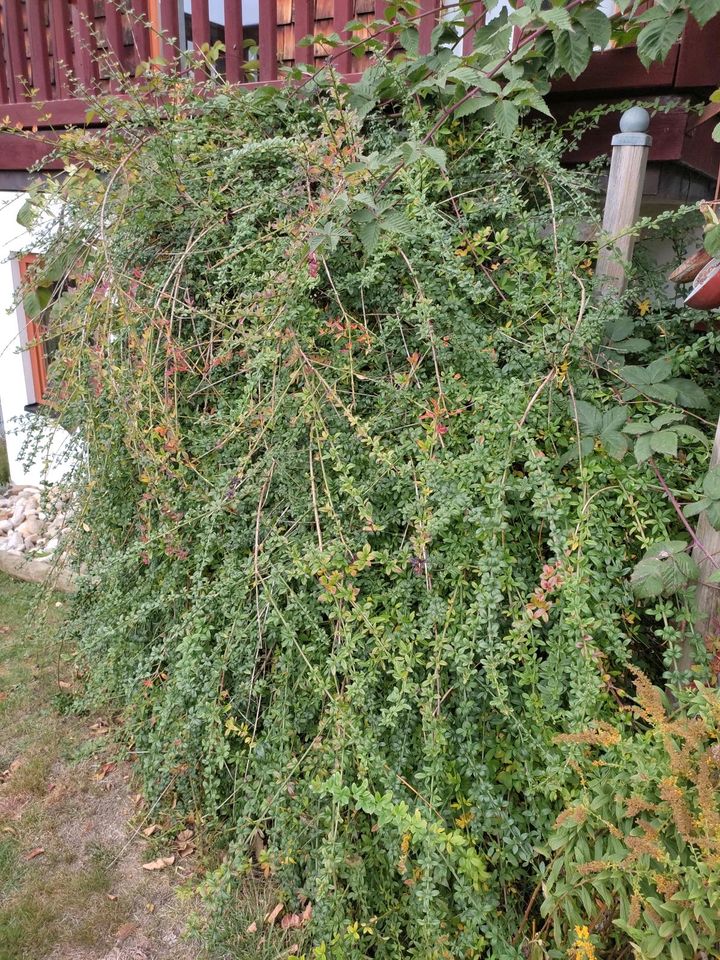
[0, 191, 73, 487]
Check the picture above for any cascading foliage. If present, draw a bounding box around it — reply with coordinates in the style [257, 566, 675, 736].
[19, 33, 720, 960]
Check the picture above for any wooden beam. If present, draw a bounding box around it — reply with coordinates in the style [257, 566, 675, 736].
[595, 107, 652, 294]
[258, 0, 278, 81]
[50, 0, 74, 98]
[4, 0, 29, 102]
[294, 0, 314, 66]
[224, 0, 244, 83]
[27, 2, 52, 101]
[72, 0, 100, 86]
[131, 0, 152, 62]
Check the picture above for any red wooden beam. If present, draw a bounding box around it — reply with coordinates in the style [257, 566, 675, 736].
[418, 0, 436, 55]
[294, 0, 314, 66]
[72, 0, 100, 86]
[192, 0, 211, 79]
[334, 0, 353, 73]
[462, 2, 485, 56]
[158, 0, 180, 64]
[4, 0, 29, 102]
[0, 28, 9, 104]
[675, 15, 720, 88]
[258, 0, 278, 81]
[224, 0, 244, 83]
[104, 1, 126, 70]
[27, 2, 52, 101]
[130, 0, 151, 62]
[551, 45, 680, 93]
[50, 0, 74, 98]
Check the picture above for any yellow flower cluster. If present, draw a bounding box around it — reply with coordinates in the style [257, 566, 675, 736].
[570, 925, 596, 960]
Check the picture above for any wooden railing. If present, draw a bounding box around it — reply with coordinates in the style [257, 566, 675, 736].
[0, 2, 718, 125]
[0, 1, 418, 108]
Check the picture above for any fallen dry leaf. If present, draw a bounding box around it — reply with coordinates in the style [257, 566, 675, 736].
[246, 921, 258, 934]
[24, 847, 45, 861]
[142, 855, 175, 871]
[146, 902, 155, 913]
[142, 824, 160, 837]
[94, 761, 115, 781]
[57, 680, 73, 690]
[107, 894, 118, 901]
[265, 902, 284, 926]
[115, 922, 138, 943]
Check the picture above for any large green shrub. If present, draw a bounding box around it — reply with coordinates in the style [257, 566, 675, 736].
[18, 13, 720, 957]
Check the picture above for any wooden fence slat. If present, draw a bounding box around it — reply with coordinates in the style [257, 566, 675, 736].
[374, 0, 389, 49]
[0, 28, 9, 103]
[294, 0, 314, 65]
[224, 0, 244, 83]
[158, 0, 179, 63]
[104, 1, 125, 64]
[27, 1, 52, 100]
[50, 0, 74, 97]
[462, 1, 485, 55]
[191, 0, 211, 78]
[259, 0, 278, 80]
[130, 0, 151, 62]
[4, 0, 29, 102]
[417, 0, 437, 55]
[72, 0, 100, 86]
[334, 0, 353, 73]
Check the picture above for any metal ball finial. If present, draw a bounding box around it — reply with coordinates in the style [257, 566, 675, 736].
[619, 106, 651, 134]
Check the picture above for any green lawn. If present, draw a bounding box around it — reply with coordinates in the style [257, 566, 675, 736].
[0, 574, 199, 960]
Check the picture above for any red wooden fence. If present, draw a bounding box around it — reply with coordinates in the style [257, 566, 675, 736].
[0, 2, 717, 124]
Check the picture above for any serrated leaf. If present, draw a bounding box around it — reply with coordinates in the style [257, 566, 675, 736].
[645, 383, 680, 403]
[572, 400, 603, 436]
[703, 466, 720, 500]
[420, 145, 447, 170]
[620, 364, 652, 386]
[540, 7, 573, 30]
[493, 100, 519, 139]
[608, 317, 634, 342]
[667, 378, 708, 409]
[453, 95, 495, 118]
[600, 430, 628, 460]
[650, 430, 678, 458]
[601, 407, 627, 432]
[554, 27, 592, 80]
[688, 0, 720, 26]
[636, 11, 686, 69]
[662, 551, 698, 594]
[356, 220, 380, 255]
[630, 557, 664, 598]
[707, 500, 720, 530]
[652, 412, 684, 429]
[575, 7, 612, 49]
[647, 356, 672, 382]
[379, 210, 414, 236]
[683, 499, 711, 518]
[624, 421, 653, 435]
[713, 123, 720, 144]
[634, 434, 653, 463]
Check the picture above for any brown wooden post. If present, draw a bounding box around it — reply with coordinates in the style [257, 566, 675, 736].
[682, 418, 720, 674]
[595, 106, 652, 293]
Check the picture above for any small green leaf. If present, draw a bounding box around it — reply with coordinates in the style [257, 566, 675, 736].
[683, 499, 711, 518]
[553, 27, 592, 80]
[707, 500, 720, 530]
[600, 430, 628, 460]
[631, 557, 664, 598]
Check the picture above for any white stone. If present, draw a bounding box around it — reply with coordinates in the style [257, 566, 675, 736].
[6, 530, 23, 552]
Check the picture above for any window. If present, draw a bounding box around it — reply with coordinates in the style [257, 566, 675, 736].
[17, 254, 60, 407]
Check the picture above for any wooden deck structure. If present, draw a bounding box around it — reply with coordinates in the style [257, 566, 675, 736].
[0, 1, 719, 178]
